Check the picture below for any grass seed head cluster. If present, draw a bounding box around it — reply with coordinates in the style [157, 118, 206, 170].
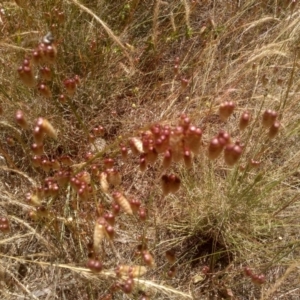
[1, 0, 300, 299]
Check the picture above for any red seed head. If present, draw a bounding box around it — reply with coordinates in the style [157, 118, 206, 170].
[262, 109, 277, 127]
[208, 137, 223, 160]
[15, 110, 29, 129]
[268, 121, 280, 139]
[239, 111, 251, 130]
[219, 101, 235, 121]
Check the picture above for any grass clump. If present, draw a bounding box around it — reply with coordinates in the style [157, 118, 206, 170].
[1, 0, 300, 299]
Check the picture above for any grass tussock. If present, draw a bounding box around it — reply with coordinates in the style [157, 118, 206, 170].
[1, 0, 300, 299]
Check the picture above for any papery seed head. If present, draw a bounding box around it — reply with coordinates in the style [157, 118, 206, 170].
[106, 168, 122, 186]
[112, 192, 133, 215]
[36, 118, 57, 139]
[99, 172, 109, 193]
[139, 155, 147, 172]
[104, 158, 114, 168]
[18, 65, 35, 87]
[129, 137, 144, 155]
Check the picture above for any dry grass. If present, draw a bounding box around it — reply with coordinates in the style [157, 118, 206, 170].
[1, 0, 300, 299]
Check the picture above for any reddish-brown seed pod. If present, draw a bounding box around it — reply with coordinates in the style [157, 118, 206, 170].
[183, 148, 193, 169]
[161, 174, 170, 196]
[38, 83, 52, 98]
[0, 217, 10, 233]
[262, 109, 277, 127]
[122, 278, 134, 294]
[244, 266, 253, 277]
[36, 205, 48, 217]
[112, 192, 133, 215]
[44, 45, 57, 64]
[103, 212, 115, 226]
[106, 168, 122, 186]
[185, 125, 202, 154]
[224, 143, 243, 166]
[167, 266, 177, 278]
[219, 101, 235, 121]
[87, 259, 103, 272]
[142, 250, 155, 268]
[129, 137, 144, 155]
[93, 218, 106, 254]
[174, 64, 179, 75]
[168, 174, 181, 194]
[208, 137, 223, 160]
[181, 78, 189, 89]
[138, 207, 147, 221]
[147, 147, 158, 164]
[239, 111, 251, 130]
[162, 149, 172, 169]
[202, 265, 210, 275]
[6, 137, 15, 146]
[251, 273, 266, 285]
[36, 117, 57, 139]
[18, 65, 35, 87]
[129, 198, 141, 214]
[40, 66, 52, 81]
[77, 171, 91, 184]
[165, 250, 176, 264]
[58, 94, 66, 103]
[15, 110, 29, 129]
[268, 121, 280, 139]
[32, 155, 42, 168]
[33, 126, 44, 145]
[120, 144, 128, 160]
[104, 158, 114, 168]
[139, 155, 147, 172]
[105, 224, 115, 240]
[25, 192, 42, 206]
[112, 202, 121, 216]
[59, 155, 73, 166]
[41, 159, 51, 172]
[50, 159, 60, 170]
[64, 78, 76, 96]
[31, 143, 44, 155]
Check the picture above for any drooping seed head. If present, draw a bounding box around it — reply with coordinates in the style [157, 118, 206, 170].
[15, 110, 29, 129]
[239, 111, 251, 130]
[38, 83, 52, 98]
[262, 109, 277, 128]
[268, 121, 280, 139]
[219, 101, 235, 121]
[224, 143, 243, 166]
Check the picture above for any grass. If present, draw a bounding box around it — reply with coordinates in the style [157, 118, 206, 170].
[1, 0, 300, 299]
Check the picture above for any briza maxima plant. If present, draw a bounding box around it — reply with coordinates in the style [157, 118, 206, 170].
[2, 1, 300, 298]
